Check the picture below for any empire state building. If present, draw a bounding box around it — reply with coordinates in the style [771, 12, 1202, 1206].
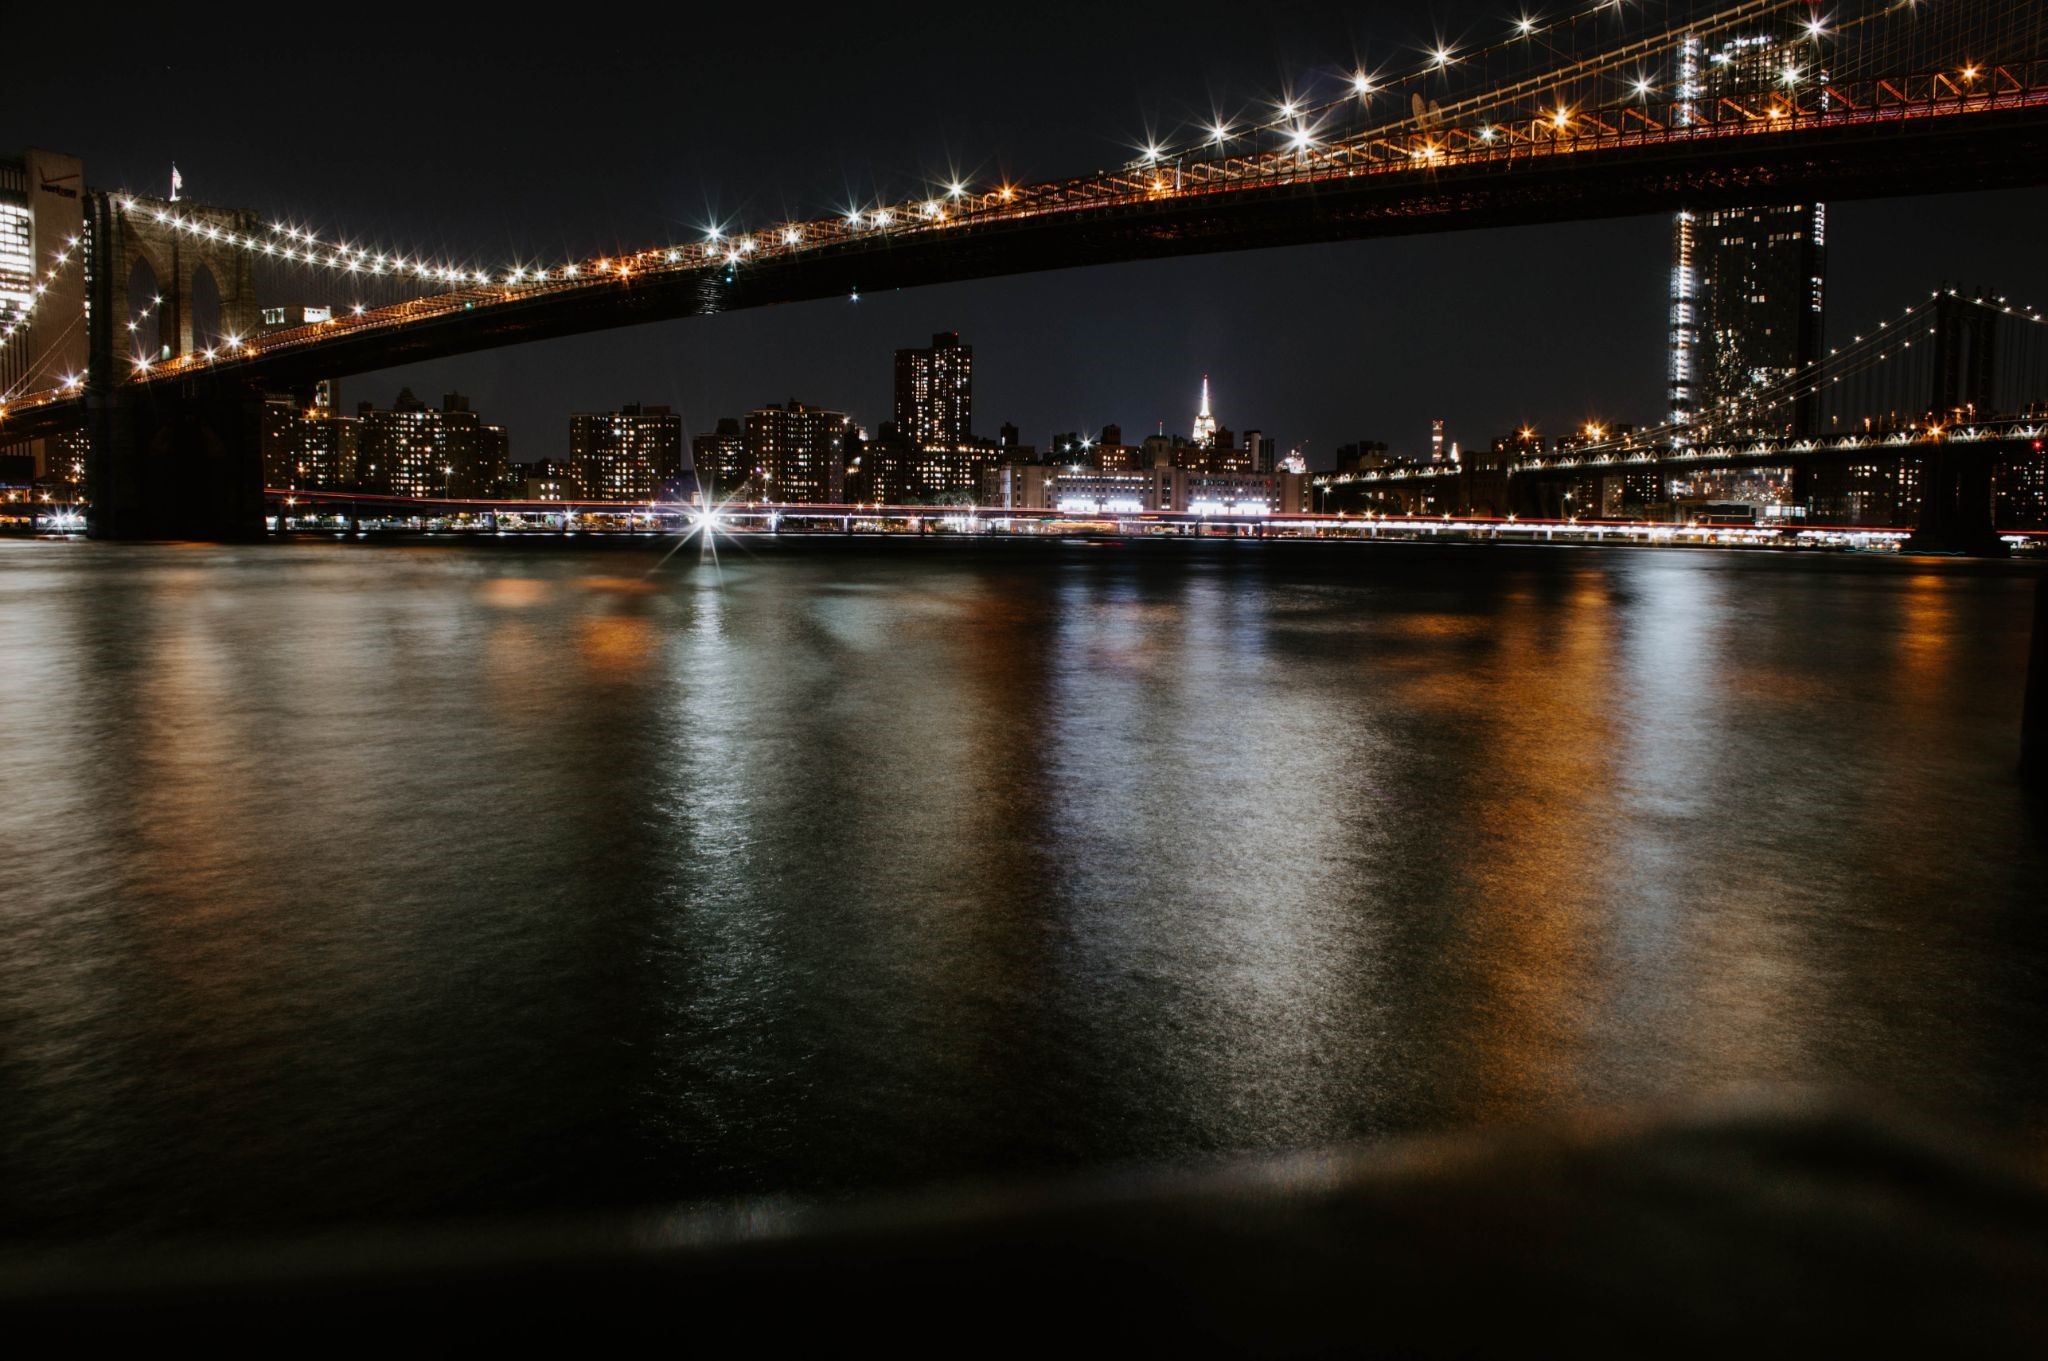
[1192, 375, 1218, 448]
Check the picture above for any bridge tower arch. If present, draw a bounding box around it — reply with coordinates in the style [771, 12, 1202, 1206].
[1909, 293, 2009, 556]
[97, 195, 262, 363]
[1931, 290, 1999, 420]
[188, 262, 223, 353]
[122, 250, 167, 362]
[85, 190, 268, 540]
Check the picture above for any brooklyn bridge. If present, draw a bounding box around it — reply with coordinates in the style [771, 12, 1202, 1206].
[3, 0, 2046, 547]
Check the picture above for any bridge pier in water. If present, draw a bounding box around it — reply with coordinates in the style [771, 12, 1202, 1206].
[2025, 576, 2048, 792]
[1904, 444, 2007, 558]
[88, 383, 268, 541]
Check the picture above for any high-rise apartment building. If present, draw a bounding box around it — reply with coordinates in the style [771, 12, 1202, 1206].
[1669, 30, 1827, 440]
[261, 386, 361, 492]
[744, 401, 851, 503]
[355, 389, 508, 497]
[893, 332, 973, 449]
[569, 403, 685, 500]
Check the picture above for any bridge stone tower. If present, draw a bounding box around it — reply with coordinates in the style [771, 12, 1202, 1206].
[1931, 291, 1999, 418]
[100, 194, 263, 364]
[1909, 293, 2007, 556]
[86, 191, 268, 539]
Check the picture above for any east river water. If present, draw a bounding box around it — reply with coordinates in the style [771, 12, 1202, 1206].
[1, 537, 2042, 1242]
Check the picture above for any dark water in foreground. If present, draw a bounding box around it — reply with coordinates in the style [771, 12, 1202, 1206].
[1, 537, 2043, 1242]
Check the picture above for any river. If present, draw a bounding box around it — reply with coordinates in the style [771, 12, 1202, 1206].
[1, 537, 2041, 1241]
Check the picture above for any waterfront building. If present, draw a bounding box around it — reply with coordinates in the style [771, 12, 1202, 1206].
[520, 458, 581, 501]
[846, 423, 913, 504]
[570, 403, 685, 501]
[1996, 441, 2048, 528]
[354, 389, 509, 498]
[986, 464, 1308, 516]
[744, 400, 851, 504]
[910, 440, 1001, 502]
[983, 462, 1054, 510]
[1168, 468, 1309, 516]
[260, 388, 361, 492]
[1049, 470, 1156, 514]
[296, 413, 360, 490]
[1805, 457, 1923, 526]
[692, 417, 749, 498]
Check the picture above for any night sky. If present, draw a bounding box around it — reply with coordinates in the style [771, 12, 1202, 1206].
[6, 2, 2044, 466]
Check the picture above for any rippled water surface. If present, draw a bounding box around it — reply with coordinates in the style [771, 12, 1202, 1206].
[1, 537, 2043, 1241]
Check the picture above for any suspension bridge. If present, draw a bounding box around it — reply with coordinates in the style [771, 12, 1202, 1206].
[2, 0, 2046, 542]
[1318, 284, 2048, 550]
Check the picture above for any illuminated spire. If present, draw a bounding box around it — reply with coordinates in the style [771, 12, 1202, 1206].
[1193, 373, 1218, 448]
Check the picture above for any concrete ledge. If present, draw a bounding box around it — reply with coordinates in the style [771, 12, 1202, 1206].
[5, 1091, 2045, 1348]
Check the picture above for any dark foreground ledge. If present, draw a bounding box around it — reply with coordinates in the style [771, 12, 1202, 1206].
[6, 1092, 2046, 1350]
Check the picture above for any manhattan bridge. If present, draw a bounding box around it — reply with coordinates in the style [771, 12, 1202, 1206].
[3, 0, 2047, 549]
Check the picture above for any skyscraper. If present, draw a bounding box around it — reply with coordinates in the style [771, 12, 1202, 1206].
[893, 332, 973, 449]
[1192, 375, 1218, 448]
[1, 149, 88, 481]
[1668, 29, 1827, 440]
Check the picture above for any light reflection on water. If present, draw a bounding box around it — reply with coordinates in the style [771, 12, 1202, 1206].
[0, 538, 2042, 1242]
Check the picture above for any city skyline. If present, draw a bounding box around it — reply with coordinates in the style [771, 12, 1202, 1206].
[8, 6, 2045, 471]
[4, 5, 2048, 1337]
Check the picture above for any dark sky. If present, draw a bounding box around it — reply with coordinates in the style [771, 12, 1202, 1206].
[7, 2, 2044, 466]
